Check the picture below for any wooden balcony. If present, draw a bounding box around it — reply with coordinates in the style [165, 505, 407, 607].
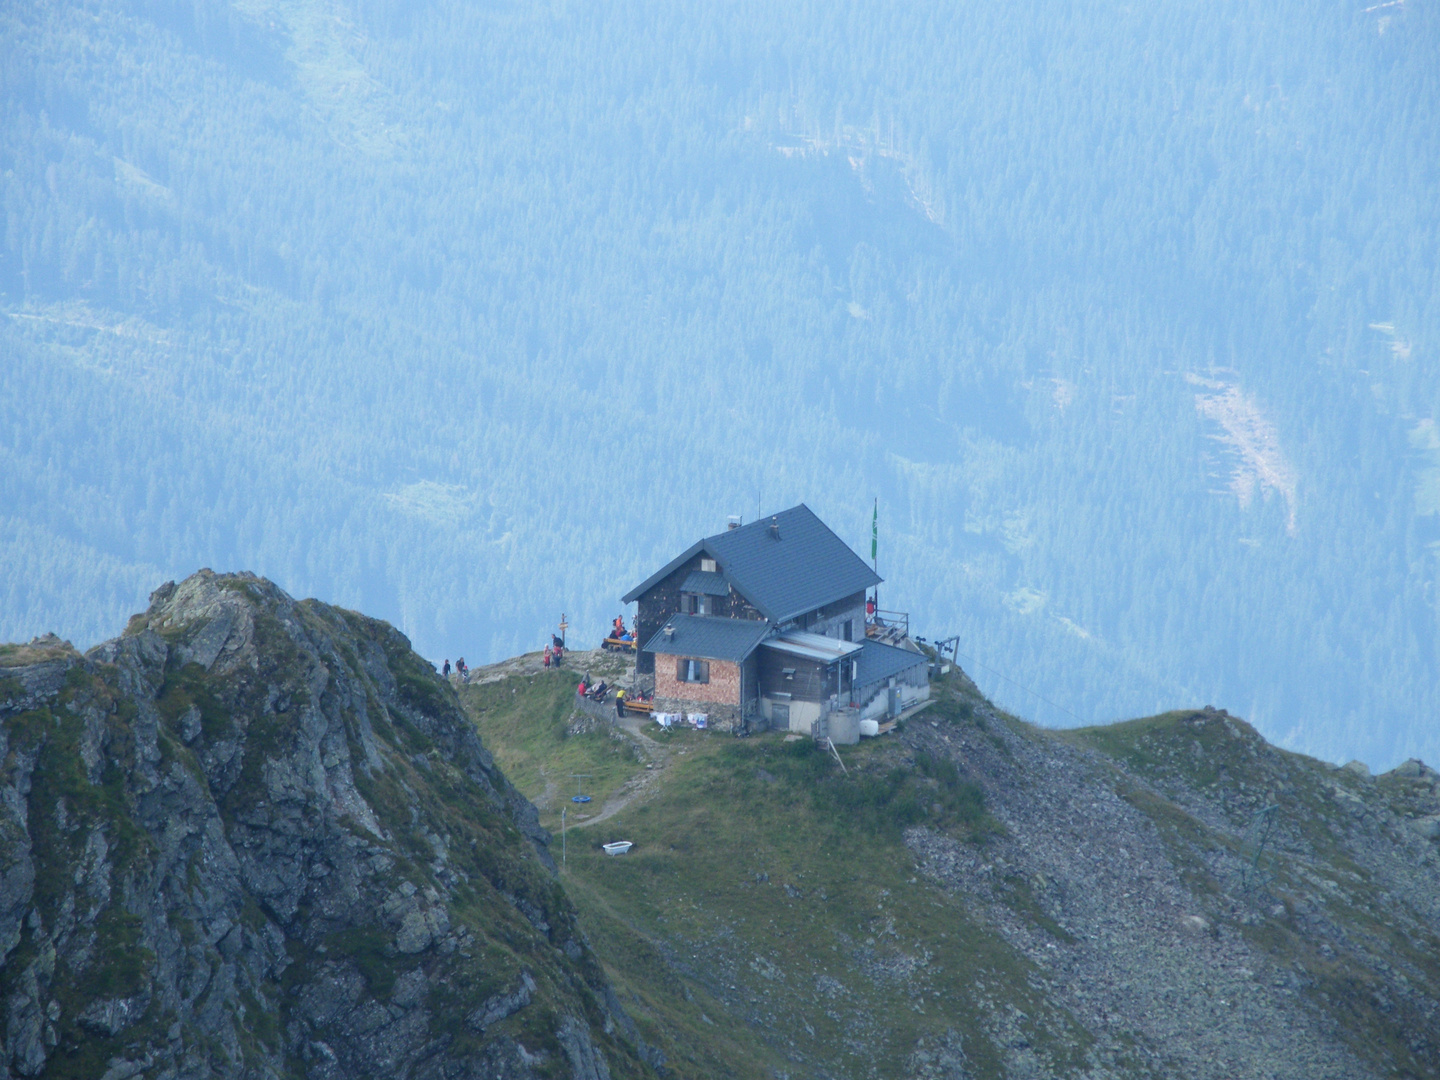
[866, 609, 910, 645]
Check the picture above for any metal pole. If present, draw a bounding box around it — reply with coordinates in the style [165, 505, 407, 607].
[871, 497, 878, 616]
[561, 807, 566, 868]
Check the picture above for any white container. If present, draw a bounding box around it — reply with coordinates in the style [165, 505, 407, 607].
[859, 719, 880, 737]
[602, 841, 633, 856]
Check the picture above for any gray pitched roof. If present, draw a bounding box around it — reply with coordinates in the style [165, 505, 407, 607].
[681, 570, 729, 596]
[854, 639, 927, 688]
[642, 614, 772, 662]
[623, 504, 881, 622]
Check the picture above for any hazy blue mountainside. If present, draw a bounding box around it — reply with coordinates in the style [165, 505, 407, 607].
[1, 0, 1437, 768]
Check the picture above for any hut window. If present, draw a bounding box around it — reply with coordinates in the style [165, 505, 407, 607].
[677, 658, 710, 684]
[700, 558, 717, 572]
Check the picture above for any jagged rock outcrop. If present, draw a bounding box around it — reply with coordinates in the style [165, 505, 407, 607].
[0, 572, 659, 1080]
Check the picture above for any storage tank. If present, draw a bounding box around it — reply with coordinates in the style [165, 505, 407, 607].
[859, 719, 880, 738]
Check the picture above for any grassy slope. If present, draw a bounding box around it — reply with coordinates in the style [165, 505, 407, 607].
[465, 670, 1102, 1078]
[458, 659, 642, 832]
[464, 663, 1440, 1079]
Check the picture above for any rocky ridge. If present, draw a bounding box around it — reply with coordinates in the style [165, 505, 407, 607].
[0, 572, 661, 1080]
[904, 697, 1440, 1079]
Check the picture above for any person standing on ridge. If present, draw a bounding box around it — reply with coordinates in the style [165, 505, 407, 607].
[442, 659, 451, 678]
[543, 642, 553, 669]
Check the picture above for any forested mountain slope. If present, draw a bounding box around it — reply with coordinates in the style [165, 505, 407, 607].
[0, 572, 660, 1079]
[2, 0, 1437, 767]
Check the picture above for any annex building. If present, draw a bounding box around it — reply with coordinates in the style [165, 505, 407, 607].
[622, 504, 930, 739]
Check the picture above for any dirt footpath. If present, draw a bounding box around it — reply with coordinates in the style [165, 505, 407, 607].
[568, 708, 673, 829]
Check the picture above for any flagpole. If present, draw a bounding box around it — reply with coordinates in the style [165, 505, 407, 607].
[871, 498, 878, 614]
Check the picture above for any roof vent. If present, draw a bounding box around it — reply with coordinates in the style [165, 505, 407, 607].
[769, 516, 780, 539]
[663, 624, 676, 639]
[726, 515, 742, 530]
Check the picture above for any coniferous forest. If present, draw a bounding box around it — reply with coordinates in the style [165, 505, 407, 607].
[2, 0, 1437, 768]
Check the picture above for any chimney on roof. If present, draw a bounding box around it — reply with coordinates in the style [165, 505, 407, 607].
[663, 623, 675, 639]
[727, 515, 742, 530]
[769, 516, 780, 539]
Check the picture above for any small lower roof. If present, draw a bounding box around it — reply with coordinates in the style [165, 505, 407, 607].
[854, 639, 927, 688]
[759, 631, 862, 664]
[642, 614, 772, 662]
[681, 570, 729, 596]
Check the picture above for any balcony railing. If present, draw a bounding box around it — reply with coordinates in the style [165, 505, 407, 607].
[866, 609, 909, 642]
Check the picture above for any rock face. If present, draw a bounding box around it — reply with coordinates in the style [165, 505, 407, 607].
[0, 572, 658, 1080]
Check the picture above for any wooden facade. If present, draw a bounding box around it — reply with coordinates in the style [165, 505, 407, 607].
[757, 647, 834, 703]
[795, 590, 867, 640]
[634, 554, 764, 675]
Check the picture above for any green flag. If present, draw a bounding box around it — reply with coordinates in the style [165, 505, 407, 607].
[871, 499, 877, 563]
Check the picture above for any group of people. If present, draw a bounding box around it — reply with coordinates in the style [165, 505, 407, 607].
[576, 672, 611, 703]
[445, 614, 638, 685]
[543, 634, 565, 668]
